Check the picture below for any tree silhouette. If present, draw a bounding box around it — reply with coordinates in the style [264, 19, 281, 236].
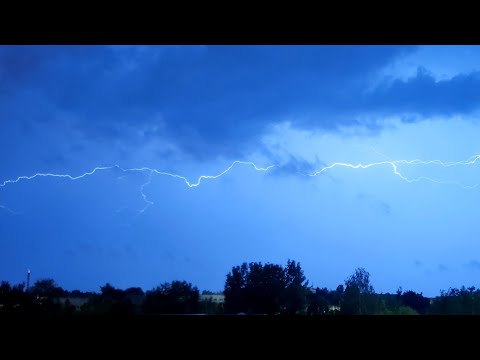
[29, 279, 65, 314]
[0, 281, 33, 314]
[30, 279, 65, 298]
[341, 268, 377, 315]
[82, 283, 135, 315]
[224, 259, 309, 314]
[143, 281, 199, 314]
[307, 287, 331, 315]
[397, 290, 430, 314]
[283, 260, 309, 314]
[430, 286, 480, 315]
[8, 264, 480, 316]
[224, 263, 248, 314]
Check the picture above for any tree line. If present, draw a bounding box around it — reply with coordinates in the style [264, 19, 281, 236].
[1, 260, 479, 315]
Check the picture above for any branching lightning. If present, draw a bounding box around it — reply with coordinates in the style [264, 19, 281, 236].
[303, 155, 480, 189]
[0, 161, 276, 216]
[138, 170, 154, 215]
[0, 161, 276, 189]
[1, 155, 479, 215]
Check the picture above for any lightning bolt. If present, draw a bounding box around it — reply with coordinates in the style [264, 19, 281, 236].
[0, 155, 479, 215]
[138, 170, 154, 215]
[0, 161, 276, 189]
[303, 155, 480, 189]
[0, 162, 276, 216]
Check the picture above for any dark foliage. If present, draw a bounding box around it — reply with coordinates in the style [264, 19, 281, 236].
[224, 259, 309, 314]
[6, 264, 480, 316]
[143, 280, 199, 314]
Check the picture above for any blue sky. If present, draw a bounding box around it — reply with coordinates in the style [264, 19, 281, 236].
[1, 45, 480, 296]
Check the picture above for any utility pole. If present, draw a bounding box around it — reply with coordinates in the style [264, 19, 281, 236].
[27, 269, 31, 291]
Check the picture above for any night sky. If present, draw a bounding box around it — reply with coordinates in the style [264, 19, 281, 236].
[1, 45, 480, 296]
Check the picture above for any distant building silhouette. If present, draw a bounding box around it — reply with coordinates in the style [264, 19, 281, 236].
[199, 294, 225, 304]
